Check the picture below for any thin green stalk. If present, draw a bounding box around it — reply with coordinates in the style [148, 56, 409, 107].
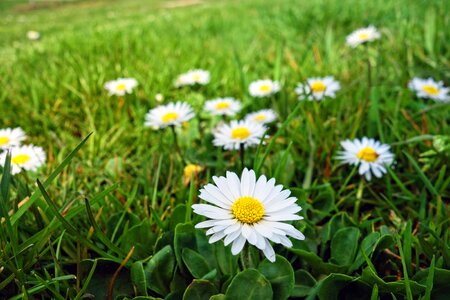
[239, 143, 245, 171]
[170, 125, 186, 165]
[353, 179, 365, 221]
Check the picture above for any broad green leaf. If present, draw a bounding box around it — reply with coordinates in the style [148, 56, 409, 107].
[330, 227, 360, 266]
[131, 261, 147, 296]
[288, 248, 346, 274]
[174, 223, 197, 273]
[182, 248, 211, 279]
[258, 255, 294, 300]
[169, 204, 187, 231]
[225, 269, 273, 300]
[291, 270, 316, 297]
[144, 245, 175, 296]
[350, 232, 380, 272]
[182, 280, 218, 300]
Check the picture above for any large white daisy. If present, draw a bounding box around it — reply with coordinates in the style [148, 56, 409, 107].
[104, 78, 138, 96]
[295, 76, 341, 101]
[337, 137, 394, 181]
[346, 26, 381, 48]
[175, 69, 210, 87]
[0, 145, 46, 175]
[248, 79, 280, 98]
[0, 127, 26, 150]
[213, 120, 266, 150]
[244, 109, 277, 124]
[193, 168, 305, 262]
[408, 77, 449, 102]
[204, 97, 242, 117]
[144, 101, 195, 129]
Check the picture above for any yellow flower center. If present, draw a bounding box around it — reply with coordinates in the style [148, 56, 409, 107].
[12, 154, 31, 165]
[422, 85, 439, 96]
[231, 127, 250, 140]
[310, 81, 326, 93]
[254, 114, 266, 121]
[184, 164, 203, 178]
[162, 112, 179, 123]
[357, 147, 379, 162]
[232, 196, 264, 224]
[0, 136, 10, 146]
[259, 84, 271, 92]
[193, 74, 201, 81]
[116, 83, 126, 91]
[215, 101, 230, 110]
[358, 32, 369, 40]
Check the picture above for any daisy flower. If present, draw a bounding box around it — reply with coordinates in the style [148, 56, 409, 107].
[144, 101, 195, 129]
[104, 78, 138, 96]
[213, 120, 266, 150]
[346, 26, 381, 48]
[408, 77, 449, 102]
[175, 69, 210, 87]
[0, 127, 26, 150]
[295, 77, 341, 101]
[204, 97, 242, 117]
[337, 137, 394, 181]
[248, 79, 280, 98]
[193, 168, 305, 262]
[245, 109, 277, 124]
[0, 145, 46, 175]
[27, 30, 40, 41]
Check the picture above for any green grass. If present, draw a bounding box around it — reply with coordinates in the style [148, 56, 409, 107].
[1, 0, 449, 299]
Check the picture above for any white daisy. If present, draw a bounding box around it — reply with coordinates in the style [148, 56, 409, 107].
[248, 79, 281, 98]
[175, 69, 210, 87]
[245, 109, 277, 124]
[295, 76, 341, 101]
[104, 78, 138, 96]
[213, 120, 266, 150]
[0, 127, 26, 150]
[0, 145, 46, 175]
[193, 168, 305, 262]
[346, 26, 381, 48]
[204, 97, 242, 117]
[27, 30, 40, 41]
[144, 101, 195, 129]
[408, 77, 449, 102]
[337, 137, 394, 181]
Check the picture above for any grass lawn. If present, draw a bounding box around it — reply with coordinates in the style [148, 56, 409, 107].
[0, 0, 449, 298]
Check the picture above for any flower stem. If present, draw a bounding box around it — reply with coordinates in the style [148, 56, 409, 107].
[366, 46, 372, 106]
[353, 179, 365, 221]
[240, 244, 253, 270]
[170, 126, 186, 165]
[239, 143, 245, 171]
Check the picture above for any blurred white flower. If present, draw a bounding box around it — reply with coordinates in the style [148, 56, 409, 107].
[155, 93, 164, 102]
[408, 77, 449, 102]
[244, 109, 277, 124]
[295, 76, 341, 101]
[0, 145, 46, 175]
[204, 97, 242, 117]
[346, 26, 381, 48]
[104, 78, 138, 96]
[27, 31, 40, 41]
[144, 101, 195, 129]
[0, 127, 26, 150]
[175, 69, 210, 87]
[249, 79, 280, 97]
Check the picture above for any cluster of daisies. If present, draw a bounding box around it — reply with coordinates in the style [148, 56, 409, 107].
[0, 128, 46, 175]
[93, 25, 450, 263]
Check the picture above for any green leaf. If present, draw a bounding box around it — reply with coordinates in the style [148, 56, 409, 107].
[182, 280, 218, 300]
[291, 270, 316, 297]
[315, 273, 355, 300]
[330, 227, 360, 266]
[287, 248, 347, 274]
[131, 261, 147, 296]
[169, 204, 187, 231]
[182, 248, 211, 279]
[225, 269, 273, 300]
[349, 232, 380, 272]
[144, 245, 175, 296]
[174, 223, 197, 273]
[214, 242, 238, 276]
[258, 255, 294, 300]
[119, 219, 157, 259]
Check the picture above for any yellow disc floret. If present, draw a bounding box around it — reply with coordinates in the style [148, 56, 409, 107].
[216, 101, 231, 110]
[358, 32, 369, 40]
[162, 112, 179, 123]
[232, 196, 264, 224]
[116, 83, 126, 91]
[310, 81, 326, 93]
[254, 114, 266, 121]
[231, 127, 251, 140]
[0, 136, 10, 146]
[12, 154, 31, 165]
[259, 84, 271, 92]
[357, 147, 379, 162]
[422, 85, 439, 96]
